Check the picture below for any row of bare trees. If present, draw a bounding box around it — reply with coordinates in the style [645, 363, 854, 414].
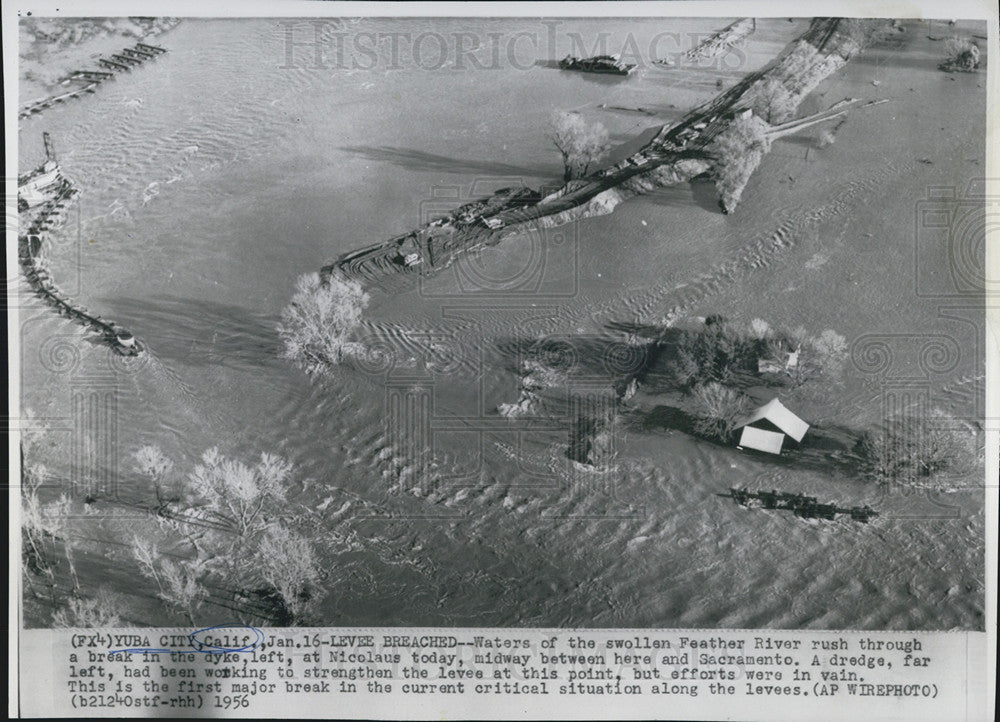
[129, 446, 321, 625]
[21, 412, 323, 627]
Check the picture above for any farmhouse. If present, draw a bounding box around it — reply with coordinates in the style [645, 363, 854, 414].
[735, 398, 809, 455]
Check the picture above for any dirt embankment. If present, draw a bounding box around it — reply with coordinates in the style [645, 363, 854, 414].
[664, 17, 756, 65]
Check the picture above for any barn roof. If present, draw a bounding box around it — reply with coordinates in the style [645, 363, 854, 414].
[738, 426, 785, 454]
[736, 398, 809, 442]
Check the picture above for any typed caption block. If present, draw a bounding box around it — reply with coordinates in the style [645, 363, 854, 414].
[19, 628, 990, 719]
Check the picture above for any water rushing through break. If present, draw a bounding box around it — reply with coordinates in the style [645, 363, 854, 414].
[19, 18, 985, 629]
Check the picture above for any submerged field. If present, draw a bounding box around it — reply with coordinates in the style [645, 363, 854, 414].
[19, 18, 985, 629]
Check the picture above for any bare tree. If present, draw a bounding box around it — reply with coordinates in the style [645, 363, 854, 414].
[52, 588, 128, 628]
[278, 272, 370, 372]
[128, 447, 309, 625]
[133, 445, 174, 513]
[750, 77, 797, 124]
[942, 37, 980, 72]
[797, 328, 848, 383]
[691, 382, 751, 441]
[858, 410, 976, 486]
[22, 482, 67, 587]
[257, 523, 321, 622]
[549, 112, 611, 183]
[132, 536, 208, 625]
[748, 318, 772, 339]
[186, 448, 291, 538]
[709, 112, 772, 214]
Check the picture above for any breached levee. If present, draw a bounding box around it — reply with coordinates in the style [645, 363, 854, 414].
[324, 18, 894, 285]
[533, 158, 715, 230]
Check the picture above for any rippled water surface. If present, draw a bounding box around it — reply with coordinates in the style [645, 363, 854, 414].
[20, 18, 985, 629]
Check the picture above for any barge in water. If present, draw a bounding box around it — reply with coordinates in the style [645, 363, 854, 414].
[559, 54, 637, 75]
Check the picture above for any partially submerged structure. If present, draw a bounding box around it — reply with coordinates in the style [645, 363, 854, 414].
[18, 133, 144, 357]
[727, 487, 879, 523]
[758, 346, 799, 375]
[656, 17, 756, 66]
[735, 398, 809, 454]
[17, 133, 63, 209]
[19, 43, 168, 120]
[559, 54, 636, 75]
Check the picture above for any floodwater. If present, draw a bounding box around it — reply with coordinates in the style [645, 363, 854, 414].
[19, 18, 985, 629]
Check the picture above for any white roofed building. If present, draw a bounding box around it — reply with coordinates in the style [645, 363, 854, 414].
[735, 398, 809, 455]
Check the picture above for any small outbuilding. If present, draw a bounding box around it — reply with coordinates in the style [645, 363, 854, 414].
[758, 346, 799, 375]
[735, 398, 809, 455]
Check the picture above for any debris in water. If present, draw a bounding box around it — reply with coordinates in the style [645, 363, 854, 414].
[725, 487, 879, 523]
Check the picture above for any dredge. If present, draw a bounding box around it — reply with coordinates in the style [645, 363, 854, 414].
[18, 133, 144, 357]
[726, 487, 879, 523]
